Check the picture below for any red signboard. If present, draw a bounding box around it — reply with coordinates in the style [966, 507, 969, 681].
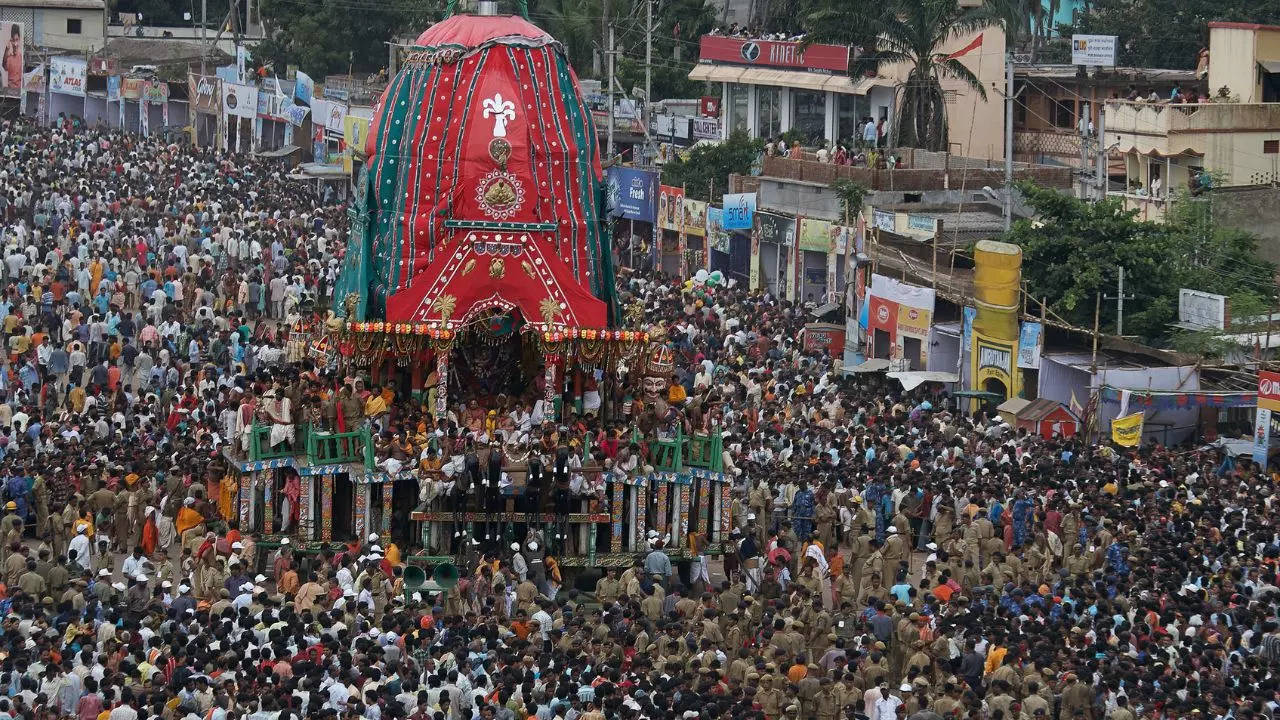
[698, 35, 851, 72]
[1260, 370, 1280, 411]
[699, 96, 719, 117]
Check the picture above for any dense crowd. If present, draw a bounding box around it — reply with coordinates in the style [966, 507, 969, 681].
[0, 116, 1272, 720]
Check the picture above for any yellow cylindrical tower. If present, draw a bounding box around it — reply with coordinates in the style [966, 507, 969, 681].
[970, 240, 1023, 400]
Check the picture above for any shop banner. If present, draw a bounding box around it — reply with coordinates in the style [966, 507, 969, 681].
[1111, 412, 1144, 447]
[749, 224, 761, 290]
[343, 114, 369, 172]
[50, 57, 86, 97]
[284, 103, 309, 127]
[722, 192, 756, 230]
[106, 75, 120, 101]
[606, 167, 658, 222]
[897, 305, 932, 338]
[142, 81, 169, 104]
[257, 86, 287, 119]
[188, 73, 220, 113]
[1017, 321, 1043, 369]
[1254, 408, 1271, 466]
[324, 100, 347, 133]
[681, 198, 707, 237]
[22, 64, 43, 93]
[1260, 370, 1280, 412]
[756, 211, 793, 246]
[121, 77, 145, 100]
[706, 206, 729, 253]
[657, 185, 683, 231]
[798, 218, 833, 252]
[0, 23, 23, 97]
[224, 83, 257, 119]
[294, 69, 314, 106]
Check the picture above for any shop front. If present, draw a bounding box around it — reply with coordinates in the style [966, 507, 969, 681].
[48, 56, 86, 125]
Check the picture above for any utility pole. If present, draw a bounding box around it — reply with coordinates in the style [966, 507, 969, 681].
[1105, 266, 1135, 336]
[200, 0, 207, 75]
[607, 24, 616, 159]
[1079, 102, 1090, 200]
[645, 0, 652, 129]
[1003, 51, 1014, 231]
[1095, 106, 1107, 201]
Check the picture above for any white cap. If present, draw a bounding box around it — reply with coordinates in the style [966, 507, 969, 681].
[280, 537, 290, 545]
[887, 525, 898, 533]
[240, 582, 254, 591]
[231, 541, 243, 550]
[255, 574, 267, 583]
[369, 533, 379, 542]
[136, 575, 148, 583]
[112, 582, 126, 591]
[161, 581, 172, 588]
[178, 585, 190, 593]
[511, 542, 520, 551]
[98, 568, 111, 577]
[528, 541, 538, 551]
[900, 684, 913, 692]
[747, 513, 757, 520]
[370, 545, 382, 553]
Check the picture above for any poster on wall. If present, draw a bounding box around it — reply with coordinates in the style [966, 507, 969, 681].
[107, 75, 120, 101]
[657, 185, 684, 232]
[972, 333, 1016, 400]
[869, 273, 937, 368]
[142, 81, 169, 104]
[0, 23, 23, 97]
[49, 57, 86, 96]
[121, 77, 145, 100]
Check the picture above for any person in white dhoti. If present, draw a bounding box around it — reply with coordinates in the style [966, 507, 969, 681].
[260, 388, 294, 449]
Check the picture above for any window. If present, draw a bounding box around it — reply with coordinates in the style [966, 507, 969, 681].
[1051, 98, 1074, 129]
[66, 18, 82, 34]
[1266, 140, 1279, 154]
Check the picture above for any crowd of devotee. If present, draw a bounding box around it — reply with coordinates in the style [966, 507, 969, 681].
[0, 116, 1271, 720]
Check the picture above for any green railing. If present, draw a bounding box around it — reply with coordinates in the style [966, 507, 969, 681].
[307, 426, 375, 469]
[631, 423, 724, 473]
[249, 423, 312, 461]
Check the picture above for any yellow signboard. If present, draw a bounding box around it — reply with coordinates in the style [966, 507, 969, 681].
[1111, 412, 1144, 447]
[343, 114, 370, 174]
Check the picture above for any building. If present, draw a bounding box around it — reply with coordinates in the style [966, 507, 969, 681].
[0, 0, 106, 52]
[1104, 22, 1280, 221]
[688, 28, 1006, 159]
[1012, 64, 1196, 167]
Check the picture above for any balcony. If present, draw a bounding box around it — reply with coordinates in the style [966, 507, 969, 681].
[1107, 192, 1170, 222]
[1105, 101, 1280, 156]
[1013, 128, 1085, 162]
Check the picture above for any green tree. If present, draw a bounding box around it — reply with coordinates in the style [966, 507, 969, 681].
[1069, 0, 1280, 69]
[661, 129, 764, 201]
[1005, 183, 1277, 345]
[530, 0, 607, 76]
[255, 0, 441, 78]
[806, 0, 997, 151]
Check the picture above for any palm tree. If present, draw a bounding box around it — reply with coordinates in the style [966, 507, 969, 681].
[530, 0, 607, 75]
[807, 0, 998, 151]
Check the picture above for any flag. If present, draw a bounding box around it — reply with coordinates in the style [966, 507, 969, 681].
[1111, 412, 1145, 447]
[1069, 390, 1084, 419]
[943, 33, 983, 60]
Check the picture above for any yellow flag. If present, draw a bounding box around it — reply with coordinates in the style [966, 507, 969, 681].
[1111, 412, 1144, 447]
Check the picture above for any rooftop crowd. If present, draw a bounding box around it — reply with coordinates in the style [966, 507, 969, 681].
[0, 116, 1271, 720]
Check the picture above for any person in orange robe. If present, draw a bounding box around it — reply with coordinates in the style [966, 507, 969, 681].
[141, 507, 158, 556]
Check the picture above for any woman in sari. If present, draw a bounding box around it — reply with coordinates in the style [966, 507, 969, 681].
[176, 497, 205, 552]
[141, 506, 158, 557]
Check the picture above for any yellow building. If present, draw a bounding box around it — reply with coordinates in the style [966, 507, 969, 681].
[1105, 22, 1280, 220]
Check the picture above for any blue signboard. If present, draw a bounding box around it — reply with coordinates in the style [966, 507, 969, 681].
[607, 167, 658, 222]
[721, 192, 756, 230]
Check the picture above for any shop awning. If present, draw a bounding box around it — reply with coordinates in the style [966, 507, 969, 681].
[258, 144, 300, 158]
[887, 370, 958, 390]
[688, 63, 884, 95]
[846, 358, 890, 373]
